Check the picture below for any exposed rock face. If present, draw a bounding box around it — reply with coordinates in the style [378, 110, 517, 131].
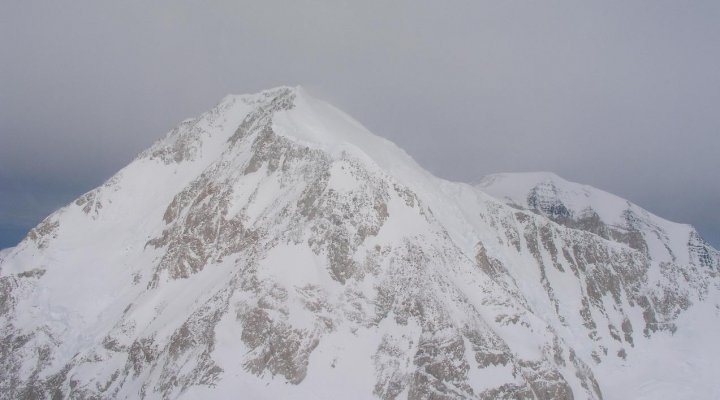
[1, 87, 719, 400]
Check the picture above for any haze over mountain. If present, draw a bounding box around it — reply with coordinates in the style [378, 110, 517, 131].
[2, 87, 718, 399]
[2, 1, 720, 250]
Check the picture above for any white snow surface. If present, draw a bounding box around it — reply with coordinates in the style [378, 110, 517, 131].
[1, 86, 719, 400]
[478, 171, 697, 264]
[477, 171, 686, 230]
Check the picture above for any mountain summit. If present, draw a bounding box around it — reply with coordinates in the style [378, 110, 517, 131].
[2, 87, 719, 399]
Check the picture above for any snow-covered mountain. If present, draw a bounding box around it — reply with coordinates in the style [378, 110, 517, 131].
[1, 87, 718, 400]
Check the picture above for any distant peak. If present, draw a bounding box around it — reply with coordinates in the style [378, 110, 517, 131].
[476, 170, 695, 233]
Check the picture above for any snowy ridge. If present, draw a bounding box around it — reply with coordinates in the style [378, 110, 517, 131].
[478, 172, 699, 264]
[477, 171, 685, 232]
[1, 87, 719, 400]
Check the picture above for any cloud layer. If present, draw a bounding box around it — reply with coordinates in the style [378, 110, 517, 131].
[1, 1, 719, 248]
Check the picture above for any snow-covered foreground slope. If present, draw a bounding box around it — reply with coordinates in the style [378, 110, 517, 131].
[1, 87, 719, 400]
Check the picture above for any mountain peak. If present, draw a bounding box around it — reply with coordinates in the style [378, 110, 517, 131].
[477, 171, 676, 226]
[477, 171, 708, 265]
[218, 86, 430, 191]
[2, 87, 719, 400]
[219, 86, 393, 152]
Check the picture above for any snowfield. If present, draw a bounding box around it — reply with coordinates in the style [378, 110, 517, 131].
[1, 86, 719, 399]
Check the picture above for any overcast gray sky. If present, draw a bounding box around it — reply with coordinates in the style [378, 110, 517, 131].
[1, 0, 719, 248]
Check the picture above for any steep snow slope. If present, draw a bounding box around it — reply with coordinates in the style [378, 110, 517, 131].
[1, 87, 719, 400]
[478, 172, 720, 398]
